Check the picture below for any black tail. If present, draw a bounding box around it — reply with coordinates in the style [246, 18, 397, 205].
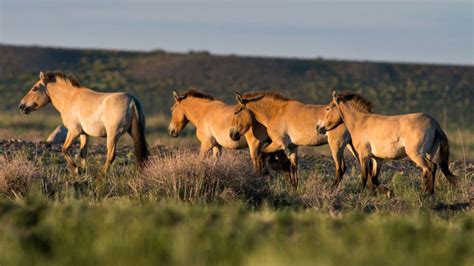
[435, 124, 456, 185]
[129, 96, 150, 168]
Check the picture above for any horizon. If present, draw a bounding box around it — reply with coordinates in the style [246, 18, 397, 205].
[1, 1, 473, 65]
[1, 42, 473, 67]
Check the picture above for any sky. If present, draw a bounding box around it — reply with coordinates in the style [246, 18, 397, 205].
[0, 0, 472, 65]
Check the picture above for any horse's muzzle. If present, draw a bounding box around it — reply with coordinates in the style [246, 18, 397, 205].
[19, 103, 33, 114]
[229, 130, 241, 141]
[168, 128, 179, 138]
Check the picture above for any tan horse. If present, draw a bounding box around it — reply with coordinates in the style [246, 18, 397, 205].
[19, 71, 149, 173]
[317, 91, 456, 194]
[229, 91, 355, 189]
[168, 89, 289, 173]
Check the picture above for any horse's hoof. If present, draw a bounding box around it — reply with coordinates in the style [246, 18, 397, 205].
[386, 189, 395, 198]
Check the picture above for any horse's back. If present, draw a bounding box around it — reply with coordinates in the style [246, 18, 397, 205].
[72, 90, 136, 137]
[365, 112, 438, 159]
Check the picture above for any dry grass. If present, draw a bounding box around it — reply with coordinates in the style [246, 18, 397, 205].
[130, 150, 271, 205]
[0, 151, 42, 196]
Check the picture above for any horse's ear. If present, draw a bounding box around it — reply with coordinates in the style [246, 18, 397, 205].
[235, 91, 247, 105]
[39, 71, 45, 80]
[332, 90, 338, 101]
[173, 90, 182, 102]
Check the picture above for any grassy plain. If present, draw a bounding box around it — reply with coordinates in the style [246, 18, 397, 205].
[0, 142, 472, 265]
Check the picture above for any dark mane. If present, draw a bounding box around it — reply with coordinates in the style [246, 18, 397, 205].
[336, 92, 373, 113]
[45, 71, 82, 87]
[183, 89, 215, 101]
[242, 91, 291, 101]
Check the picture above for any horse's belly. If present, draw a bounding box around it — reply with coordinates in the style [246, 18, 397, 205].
[371, 142, 406, 159]
[291, 132, 327, 147]
[218, 137, 248, 149]
[82, 123, 107, 137]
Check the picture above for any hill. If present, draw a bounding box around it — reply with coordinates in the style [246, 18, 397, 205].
[1, 44, 472, 129]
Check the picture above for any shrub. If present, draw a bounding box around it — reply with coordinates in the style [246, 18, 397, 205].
[130, 150, 272, 205]
[0, 152, 42, 196]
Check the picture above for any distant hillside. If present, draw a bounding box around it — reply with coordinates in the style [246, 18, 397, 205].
[1, 44, 472, 130]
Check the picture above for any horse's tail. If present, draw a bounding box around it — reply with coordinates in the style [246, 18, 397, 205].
[129, 95, 150, 168]
[434, 122, 456, 185]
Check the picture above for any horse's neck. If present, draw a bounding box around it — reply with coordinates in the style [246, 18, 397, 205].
[46, 83, 76, 114]
[247, 99, 283, 126]
[338, 103, 366, 134]
[182, 98, 216, 125]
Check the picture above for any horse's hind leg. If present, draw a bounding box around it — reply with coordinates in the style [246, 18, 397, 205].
[101, 134, 119, 173]
[408, 154, 436, 194]
[358, 156, 371, 191]
[78, 134, 88, 173]
[288, 147, 298, 189]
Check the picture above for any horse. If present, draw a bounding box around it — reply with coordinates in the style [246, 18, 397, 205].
[317, 91, 456, 195]
[19, 71, 149, 174]
[229, 91, 356, 189]
[168, 89, 289, 173]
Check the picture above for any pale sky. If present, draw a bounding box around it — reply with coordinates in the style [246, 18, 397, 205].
[1, 0, 472, 65]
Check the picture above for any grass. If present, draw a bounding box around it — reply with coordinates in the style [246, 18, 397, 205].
[0, 198, 472, 266]
[0, 133, 472, 265]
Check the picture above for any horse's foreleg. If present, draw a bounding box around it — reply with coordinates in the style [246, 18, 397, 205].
[101, 135, 118, 173]
[199, 142, 214, 157]
[212, 145, 222, 159]
[248, 140, 265, 173]
[368, 158, 391, 196]
[78, 134, 88, 173]
[328, 141, 347, 190]
[62, 130, 81, 174]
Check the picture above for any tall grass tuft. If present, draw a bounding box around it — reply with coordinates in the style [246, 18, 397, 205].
[130, 150, 272, 205]
[0, 152, 42, 196]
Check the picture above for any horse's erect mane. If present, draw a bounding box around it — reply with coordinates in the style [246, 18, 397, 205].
[183, 89, 215, 101]
[336, 91, 373, 113]
[242, 91, 291, 101]
[45, 71, 82, 88]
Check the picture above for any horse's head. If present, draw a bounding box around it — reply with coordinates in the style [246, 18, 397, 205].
[229, 92, 253, 141]
[19, 71, 52, 114]
[168, 90, 189, 138]
[317, 90, 344, 135]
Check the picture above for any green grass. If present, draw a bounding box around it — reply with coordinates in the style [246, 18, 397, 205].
[0, 198, 472, 266]
[0, 143, 473, 265]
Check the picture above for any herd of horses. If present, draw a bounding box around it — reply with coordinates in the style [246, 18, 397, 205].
[19, 71, 457, 196]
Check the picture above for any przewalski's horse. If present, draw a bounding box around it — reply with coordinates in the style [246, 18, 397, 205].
[229, 91, 356, 189]
[317, 91, 456, 195]
[168, 89, 289, 173]
[19, 71, 149, 173]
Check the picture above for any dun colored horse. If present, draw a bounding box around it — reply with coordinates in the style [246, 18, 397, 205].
[19, 71, 149, 173]
[317, 91, 456, 194]
[168, 89, 289, 173]
[229, 91, 355, 189]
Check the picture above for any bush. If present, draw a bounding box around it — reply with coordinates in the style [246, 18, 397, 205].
[0, 152, 42, 196]
[130, 150, 272, 205]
